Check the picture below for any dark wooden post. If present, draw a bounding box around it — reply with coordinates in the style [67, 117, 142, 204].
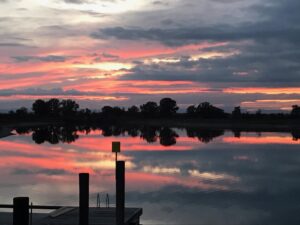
[79, 173, 89, 225]
[13, 197, 29, 225]
[116, 161, 125, 225]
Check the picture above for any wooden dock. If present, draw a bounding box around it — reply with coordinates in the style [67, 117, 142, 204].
[0, 207, 143, 225]
[0, 147, 143, 225]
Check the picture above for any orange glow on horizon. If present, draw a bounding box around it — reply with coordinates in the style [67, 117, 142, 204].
[223, 136, 299, 145]
[224, 87, 300, 95]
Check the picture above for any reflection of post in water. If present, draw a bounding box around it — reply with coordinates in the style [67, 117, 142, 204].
[116, 161, 125, 225]
[292, 129, 300, 141]
[112, 142, 125, 225]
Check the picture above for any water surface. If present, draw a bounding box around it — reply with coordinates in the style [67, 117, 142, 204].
[0, 126, 299, 225]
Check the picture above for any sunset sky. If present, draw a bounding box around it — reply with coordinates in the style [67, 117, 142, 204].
[0, 0, 299, 111]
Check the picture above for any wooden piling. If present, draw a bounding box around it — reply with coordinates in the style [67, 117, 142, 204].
[116, 161, 125, 225]
[79, 173, 89, 225]
[13, 197, 29, 225]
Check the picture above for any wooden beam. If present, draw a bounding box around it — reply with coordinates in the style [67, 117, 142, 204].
[116, 161, 125, 225]
[0, 204, 63, 209]
[79, 173, 89, 225]
[13, 197, 29, 225]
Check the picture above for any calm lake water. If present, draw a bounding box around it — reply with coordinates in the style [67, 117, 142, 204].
[0, 126, 300, 225]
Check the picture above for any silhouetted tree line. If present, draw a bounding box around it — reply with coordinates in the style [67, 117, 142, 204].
[1, 98, 300, 122]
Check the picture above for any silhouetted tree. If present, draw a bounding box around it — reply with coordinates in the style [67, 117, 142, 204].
[128, 106, 139, 115]
[291, 105, 300, 118]
[15, 107, 28, 118]
[78, 108, 92, 120]
[186, 105, 196, 116]
[102, 106, 113, 116]
[159, 98, 178, 117]
[112, 107, 125, 117]
[32, 99, 49, 116]
[255, 109, 262, 118]
[60, 99, 79, 117]
[232, 106, 241, 118]
[196, 102, 225, 118]
[48, 98, 60, 117]
[140, 102, 159, 117]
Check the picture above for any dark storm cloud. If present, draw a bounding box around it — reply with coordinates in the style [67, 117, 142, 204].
[92, 0, 300, 46]
[12, 55, 72, 63]
[121, 42, 300, 85]
[90, 0, 300, 85]
[93, 23, 300, 46]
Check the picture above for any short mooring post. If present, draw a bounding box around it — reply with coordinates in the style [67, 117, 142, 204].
[79, 173, 89, 225]
[116, 161, 125, 225]
[13, 197, 29, 225]
[112, 141, 121, 162]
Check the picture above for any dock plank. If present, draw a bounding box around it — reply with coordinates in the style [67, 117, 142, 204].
[37, 207, 142, 225]
[0, 207, 142, 225]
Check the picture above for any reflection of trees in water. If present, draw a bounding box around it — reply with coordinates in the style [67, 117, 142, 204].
[291, 129, 300, 141]
[140, 126, 158, 143]
[13, 124, 300, 145]
[101, 126, 127, 137]
[97, 125, 179, 146]
[127, 127, 139, 137]
[159, 127, 179, 146]
[77, 125, 92, 135]
[13, 125, 223, 145]
[139, 126, 179, 146]
[15, 127, 31, 135]
[186, 128, 224, 143]
[232, 129, 241, 138]
[28, 126, 79, 144]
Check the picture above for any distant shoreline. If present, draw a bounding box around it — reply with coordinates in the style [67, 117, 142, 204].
[119, 118, 300, 132]
[1, 118, 300, 132]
